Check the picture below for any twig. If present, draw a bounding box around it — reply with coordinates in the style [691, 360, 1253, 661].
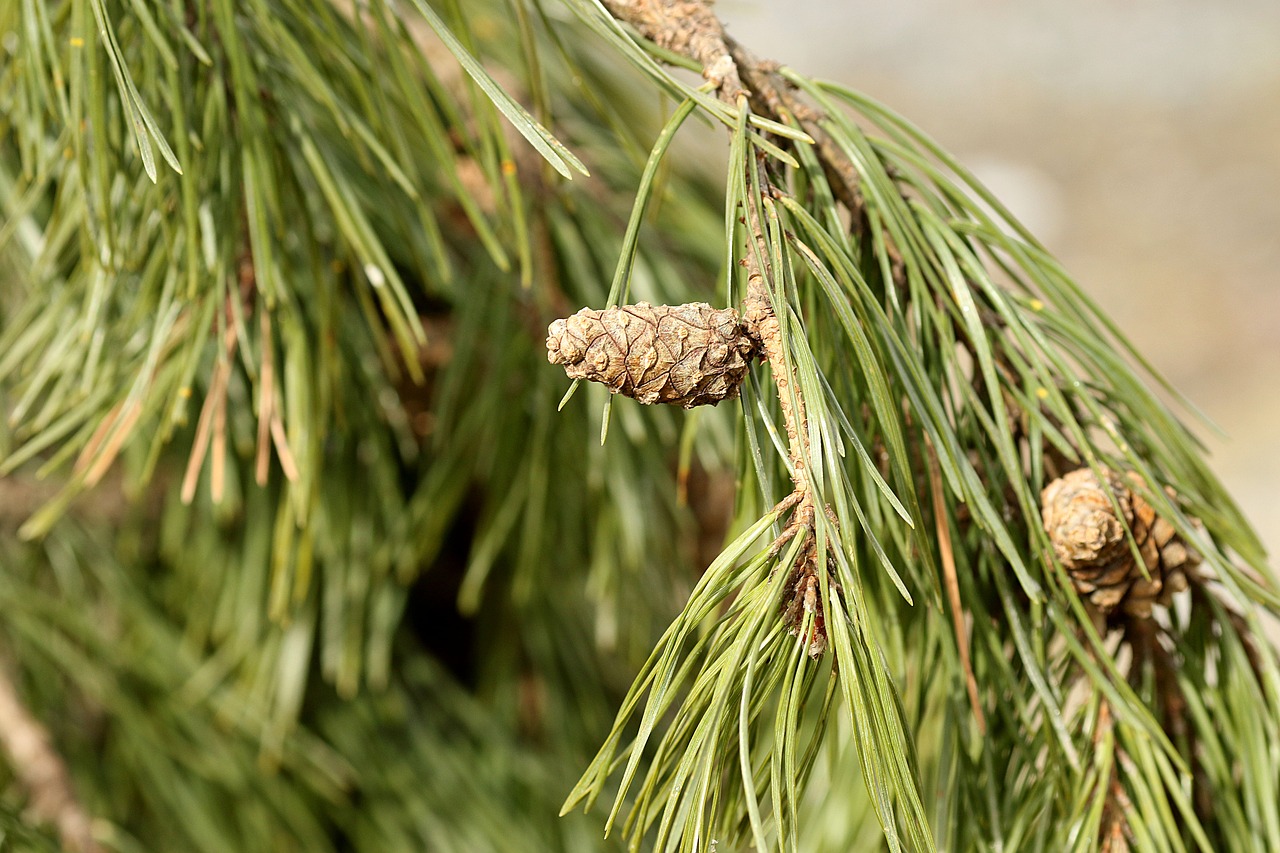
[602, 0, 829, 646]
[601, 1, 869, 228]
[722, 35, 870, 230]
[602, 0, 811, 497]
[0, 661, 103, 853]
[600, 1, 747, 98]
[740, 157, 810, 501]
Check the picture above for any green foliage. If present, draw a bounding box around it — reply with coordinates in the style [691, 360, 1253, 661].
[0, 800, 61, 853]
[1, 1, 1277, 851]
[1, 0, 729, 848]
[558, 24, 1278, 852]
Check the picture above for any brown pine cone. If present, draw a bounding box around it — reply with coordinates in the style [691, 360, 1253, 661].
[1041, 467, 1197, 618]
[546, 302, 757, 409]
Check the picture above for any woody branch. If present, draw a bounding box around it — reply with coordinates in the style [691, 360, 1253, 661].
[600, 0, 817, 509]
[598, 0, 859, 656]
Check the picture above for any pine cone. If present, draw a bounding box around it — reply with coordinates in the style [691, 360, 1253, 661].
[546, 302, 757, 409]
[1041, 467, 1198, 618]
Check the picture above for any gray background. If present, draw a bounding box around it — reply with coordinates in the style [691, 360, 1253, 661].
[721, 0, 1280, 559]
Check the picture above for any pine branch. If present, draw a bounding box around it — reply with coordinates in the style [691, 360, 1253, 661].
[557, 2, 937, 847]
[557, 1, 1280, 849]
[595, 0, 835, 653]
[5, 1, 1279, 850]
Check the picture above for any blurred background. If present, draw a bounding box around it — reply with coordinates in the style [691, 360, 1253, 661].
[721, 0, 1280, 559]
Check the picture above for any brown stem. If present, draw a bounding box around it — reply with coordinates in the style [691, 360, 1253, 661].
[601, 1, 813, 495]
[0, 661, 102, 853]
[598, 0, 841, 655]
[740, 160, 810, 500]
[601, 1, 870, 230]
[722, 36, 870, 231]
[600, 1, 746, 97]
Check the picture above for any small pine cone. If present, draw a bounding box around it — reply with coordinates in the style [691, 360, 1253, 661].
[1041, 467, 1200, 618]
[546, 302, 756, 409]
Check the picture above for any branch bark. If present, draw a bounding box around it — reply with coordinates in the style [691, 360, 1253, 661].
[601, 0, 814, 496]
[601, 0, 844, 651]
[601, 1, 868, 227]
[0, 661, 102, 853]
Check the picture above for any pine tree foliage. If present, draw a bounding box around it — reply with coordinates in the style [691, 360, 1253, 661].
[1, 1, 1277, 852]
[0, 799, 62, 852]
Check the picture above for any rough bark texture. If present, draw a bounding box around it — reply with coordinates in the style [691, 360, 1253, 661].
[1041, 467, 1198, 618]
[546, 302, 756, 408]
[600, 0, 744, 96]
[780, 539, 835, 658]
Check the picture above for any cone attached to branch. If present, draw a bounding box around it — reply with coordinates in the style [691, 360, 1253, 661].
[547, 302, 757, 409]
[1041, 467, 1199, 618]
